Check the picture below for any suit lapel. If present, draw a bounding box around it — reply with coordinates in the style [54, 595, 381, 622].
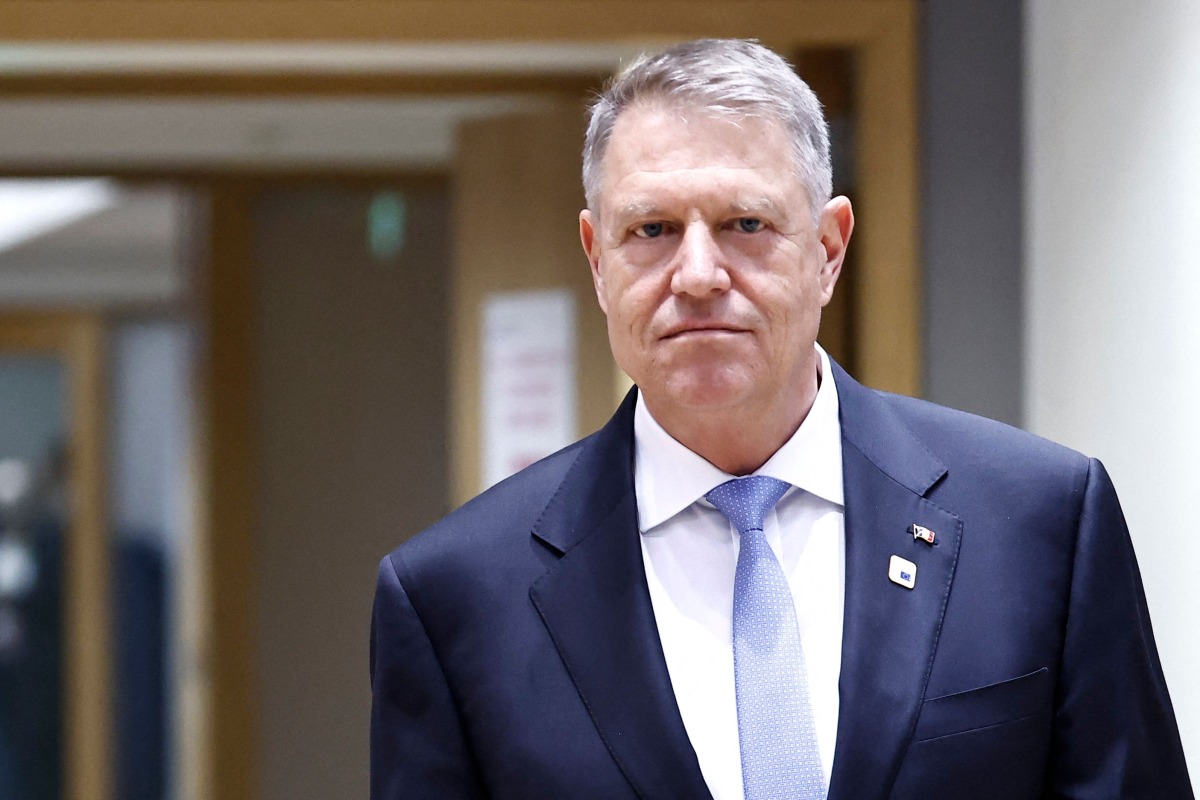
[827, 362, 963, 800]
[528, 366, 964, 800]
[529, 391, 713, 800]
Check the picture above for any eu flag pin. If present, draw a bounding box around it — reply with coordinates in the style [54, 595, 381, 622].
[889, 555, 917, 590]
[910, 523, 937, 546]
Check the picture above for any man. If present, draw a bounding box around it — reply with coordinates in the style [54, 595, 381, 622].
[371, 39, 1193, 799]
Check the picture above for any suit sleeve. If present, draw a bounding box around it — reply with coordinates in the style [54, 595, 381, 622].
[1046, 459, 1194, 798]
[370, 554, 485, 800]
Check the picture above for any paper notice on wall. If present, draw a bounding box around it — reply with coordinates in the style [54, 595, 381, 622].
[481, 289, 577, 491]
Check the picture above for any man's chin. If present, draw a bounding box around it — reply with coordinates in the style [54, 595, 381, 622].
[646, 371, 760, 415]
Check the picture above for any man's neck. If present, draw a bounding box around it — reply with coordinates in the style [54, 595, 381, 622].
[643, 374, 820, 476]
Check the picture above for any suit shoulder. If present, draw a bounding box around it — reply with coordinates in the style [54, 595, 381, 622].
[876, 391, 1091, 479]
[382, 435, 588, 581]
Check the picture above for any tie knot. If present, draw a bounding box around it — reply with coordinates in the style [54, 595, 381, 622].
[705, 476, 790, 535]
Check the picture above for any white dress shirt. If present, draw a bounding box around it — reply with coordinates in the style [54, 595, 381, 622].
[635, 345, 845, 800]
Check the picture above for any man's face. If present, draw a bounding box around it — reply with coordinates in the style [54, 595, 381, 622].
[580, 102, 851, 423]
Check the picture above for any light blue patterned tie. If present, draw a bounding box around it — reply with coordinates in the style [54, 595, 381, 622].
[706, 476, 826, 800]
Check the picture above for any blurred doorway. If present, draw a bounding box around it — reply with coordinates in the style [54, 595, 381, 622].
[0, 4, 919, 799]
[0, 313, 102, 800]
[0, 179, 197, 800]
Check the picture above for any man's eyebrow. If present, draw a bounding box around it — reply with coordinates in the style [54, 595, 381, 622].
[615, 201, 662, 221]
[728, 197, 783, 216]
[615, 198, 784, 220]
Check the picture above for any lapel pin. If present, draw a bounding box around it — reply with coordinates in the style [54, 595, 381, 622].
[889, 555, 917, 590]
[910, 523, 937, 546]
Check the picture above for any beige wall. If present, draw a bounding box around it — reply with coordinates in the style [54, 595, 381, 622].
[249, 182, 451, 799]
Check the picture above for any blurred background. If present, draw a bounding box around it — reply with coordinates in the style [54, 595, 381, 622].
[0, 1, 1195, 798]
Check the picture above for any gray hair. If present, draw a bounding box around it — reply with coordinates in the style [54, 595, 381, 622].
[582, 39, 832, 219]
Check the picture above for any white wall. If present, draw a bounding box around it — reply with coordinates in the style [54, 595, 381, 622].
[1027, 0, 1200, 772]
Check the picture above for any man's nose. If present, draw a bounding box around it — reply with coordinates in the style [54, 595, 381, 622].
[670, 223, 731, 297]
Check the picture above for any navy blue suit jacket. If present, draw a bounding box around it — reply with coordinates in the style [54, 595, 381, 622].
[371, 362, 1193, 799]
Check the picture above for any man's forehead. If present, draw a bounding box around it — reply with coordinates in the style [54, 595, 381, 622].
[603, 155, 804, 218]
[607, 103, 781, 152]
[605, 105, 795, 168]
[613, 97, 759, 133]
[589, 101, 812, 220]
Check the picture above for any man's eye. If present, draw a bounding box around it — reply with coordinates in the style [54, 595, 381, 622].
[633, 222, 665, 238]
[736, 217, 764, 233]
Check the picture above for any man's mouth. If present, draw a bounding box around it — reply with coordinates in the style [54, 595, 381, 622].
[661, 324, 748, 340]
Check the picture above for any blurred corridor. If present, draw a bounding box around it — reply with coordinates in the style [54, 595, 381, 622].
[1, 2, 1197, 798]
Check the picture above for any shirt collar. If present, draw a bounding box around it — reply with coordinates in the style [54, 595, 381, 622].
[633, 345, 844, 532]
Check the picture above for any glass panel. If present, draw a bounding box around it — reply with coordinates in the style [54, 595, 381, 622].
[109, 320, 193, 800]
[0, 355, 68, 800]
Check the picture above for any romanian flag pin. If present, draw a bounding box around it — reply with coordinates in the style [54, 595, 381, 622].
[910, 523, 937, 546]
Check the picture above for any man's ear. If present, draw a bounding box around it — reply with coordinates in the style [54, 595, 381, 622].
[580, 209, 609, 315]
[816, 196, 855, 307]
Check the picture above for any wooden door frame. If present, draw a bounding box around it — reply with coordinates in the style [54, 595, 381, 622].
[0, 313, 109, 800]
[0, 0, 920, 395]
[1, 4, 920, 799]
